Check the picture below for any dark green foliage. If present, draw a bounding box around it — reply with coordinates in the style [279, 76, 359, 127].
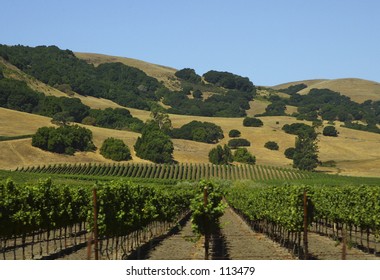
[261, 101, 287, 116]
[228, 138, 251, 149]
[190, 181, 225, 239]
[208, 145, 233, 165]
[282, 123, 317, 139]
[100, 138, 131, 161]
[192, 89, 203, 99]
[0, 79, 40, 113]
[284, 147, 296, 159]
[88, 108, 144, 132]
[0, 78, 90, 121]
[0, 68, 4, 79]
[243, 117, 263, 127]
[342, 121, 380, 134]
[287, 88, 378, 124]
[175, 68, 201, 83]
[0, 44, 160, 110]
[203, 70, 255, 93]
[170, 121, 224, 143]
[264, 141, 279, 150]
[164, 89, 253, 117]
[233, 148, 256, 164]
[134, 125, 174, 163]
[279, 83, 307, 94]
[322, 126, 338, 137]
[293, 134, 319, 171]
[52, 111, 74, 126]
[32, 125, 95, 155]
[228, 129, 241, 138]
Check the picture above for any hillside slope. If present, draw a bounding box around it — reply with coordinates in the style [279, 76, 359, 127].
[273, 78, 380, 103]
[75, 52, 180, 90]
[2, 107, 380, 177]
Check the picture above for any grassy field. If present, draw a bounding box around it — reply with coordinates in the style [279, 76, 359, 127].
[1, 106, 380, 177]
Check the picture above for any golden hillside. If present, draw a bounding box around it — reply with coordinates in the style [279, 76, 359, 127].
[2, 107, 380, 177]
[273, 78, 380, 103]
[75, 52, 181, 90]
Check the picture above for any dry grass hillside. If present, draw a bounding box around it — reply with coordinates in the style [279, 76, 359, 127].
[75, 52, 181, 91]
[273, 78, 380, 103]
[1, 107, 380, 177]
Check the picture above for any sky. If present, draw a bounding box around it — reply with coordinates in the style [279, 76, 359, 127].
[1, 0, 379, 86]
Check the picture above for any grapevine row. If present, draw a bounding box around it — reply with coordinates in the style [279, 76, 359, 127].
[226, 184, 380, 257]
[17, 163, 318, 181]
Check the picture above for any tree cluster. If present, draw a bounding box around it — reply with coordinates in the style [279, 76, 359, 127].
[233, 148, 256, 165]
[0, 44, 161, 110]
[282, 123, 317, 139]
[170, 121, 224, 143]
[0, 78, 90, 122]
[134, 124, 174, 163]
[32, 125, 95, 155]
[208, 145, 233, 165]
[86, 108, 144, 132]
[174, 68, 201, 83]
[100, 138, 131, 161]
[203, 70, 255, 93]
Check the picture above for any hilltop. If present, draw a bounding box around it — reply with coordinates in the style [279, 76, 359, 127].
[273, 78, 380, 103]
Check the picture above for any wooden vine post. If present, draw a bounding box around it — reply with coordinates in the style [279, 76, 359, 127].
[87, 188, 99, 260]
[204, 186, 209, 260]
[303, 190, 309, 260]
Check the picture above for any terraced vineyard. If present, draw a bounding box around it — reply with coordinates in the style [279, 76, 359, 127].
[17, 163, 325, 181]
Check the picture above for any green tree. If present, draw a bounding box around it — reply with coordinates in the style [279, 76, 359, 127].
[284, 147, 295, 159]
[323, 125, 338, 137]
[208, 144, 232, 165]
[134, 125, 174, 163]
[100, 138, 131, 161]
[150, 109, 172, 132]
[293, 134, 319, 171]
[233, 148, 256, 164]
[243, 117, 263, 127]
[228, 129, 241, 138]
[264, 141, 279, 150]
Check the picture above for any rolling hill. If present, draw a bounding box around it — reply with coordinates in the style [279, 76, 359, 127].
[1, 46, 380, 177]
[273, 78, 380, 103]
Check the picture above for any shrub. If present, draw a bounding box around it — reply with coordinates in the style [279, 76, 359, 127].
[208, 145, 233, 165]
[284, 147, 295, 159]
[323, 125, 338, 137]
[100, 138, 131, 161]
[234, 148, 256, 164]
[228, 138, 251, 149]
[264, 141, 279, 150]
[243, 117, 263, 127]
[228, 129, 241, 138]
[192, 89, 203, 99]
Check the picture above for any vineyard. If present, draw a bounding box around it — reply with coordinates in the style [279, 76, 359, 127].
[0, 179, 194, 260]
[1, 174, 379, 260]
[17, 162, 325, 181]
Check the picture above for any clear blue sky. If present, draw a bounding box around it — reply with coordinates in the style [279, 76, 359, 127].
[1, 0, 379, 85]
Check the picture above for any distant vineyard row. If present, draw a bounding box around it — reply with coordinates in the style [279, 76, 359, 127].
[17, 163, 321, 181]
